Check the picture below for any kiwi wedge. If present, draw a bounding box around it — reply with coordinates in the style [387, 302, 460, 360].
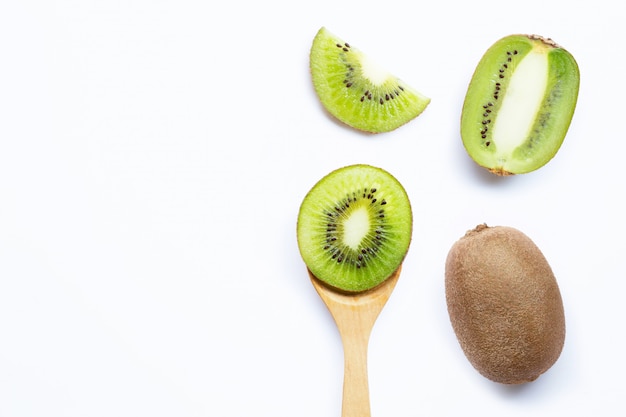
[461, 35, 579, 175]
[445, 224, 566, 384]
[310, 27, 430, 133]
[297, 164, 412, 292]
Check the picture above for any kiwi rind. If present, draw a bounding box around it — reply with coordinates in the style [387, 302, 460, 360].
[297, 164, 412, 292]
[445, 224, 566, 384]
[310, 27, 430, 133]
[460, 34, 579, 175]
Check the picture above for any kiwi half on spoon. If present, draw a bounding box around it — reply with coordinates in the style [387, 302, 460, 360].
[310, 27, 430, 133]
[461, 34, 579, 175]
[297, 164, 412, 292]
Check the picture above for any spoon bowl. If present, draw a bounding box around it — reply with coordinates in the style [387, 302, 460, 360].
[308, 267, 401, 417]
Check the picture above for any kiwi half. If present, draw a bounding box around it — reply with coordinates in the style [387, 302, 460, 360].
[310, 27, 430, 133]
[461, 35, 579, 175]
[297, 164, 412, 292]
[445, 224, 566, 384]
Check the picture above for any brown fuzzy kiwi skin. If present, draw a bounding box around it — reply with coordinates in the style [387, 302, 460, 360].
[445, 224, 565, 384]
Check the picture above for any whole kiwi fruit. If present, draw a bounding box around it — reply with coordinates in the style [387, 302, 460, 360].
[445, 224, 565, 384]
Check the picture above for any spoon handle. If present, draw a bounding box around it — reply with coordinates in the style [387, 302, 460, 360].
[338, 308, 374, 417]
[309, 268, 401, 417]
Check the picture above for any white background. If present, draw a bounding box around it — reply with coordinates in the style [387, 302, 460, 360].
[1, 1, 624, 416]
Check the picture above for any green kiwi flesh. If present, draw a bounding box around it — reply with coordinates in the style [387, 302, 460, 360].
[297, 164, 412, 292]
[310, 27, 430, 133]
[461, 35, 579, 175]
[445, 224, 566, 384]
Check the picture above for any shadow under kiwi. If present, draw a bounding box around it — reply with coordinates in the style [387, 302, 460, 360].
[461, 151, 526, 188]
[491, 380, 536, 398]
[449, 131, 514, 187]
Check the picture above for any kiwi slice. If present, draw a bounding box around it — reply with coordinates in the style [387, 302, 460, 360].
[297, 164, 412, 292]
[460, 34, 579, 175]
[310, 27, 430, 133]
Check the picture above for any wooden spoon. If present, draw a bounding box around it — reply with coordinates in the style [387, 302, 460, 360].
[308, 266, 401, 417]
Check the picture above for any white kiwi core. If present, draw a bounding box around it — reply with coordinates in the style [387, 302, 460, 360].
[359, 52, 392, 85]
[491, 49, 548, 156]
[342, 206, 370, 250]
